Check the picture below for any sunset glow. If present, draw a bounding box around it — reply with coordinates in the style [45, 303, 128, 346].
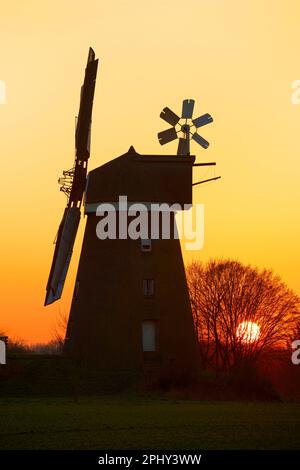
[236, 321, 260, 343]
[1, 1, 300, 343]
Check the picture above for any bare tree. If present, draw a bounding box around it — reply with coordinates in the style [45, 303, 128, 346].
[187, 260, 300, 371]
[51, 310, 68, 353]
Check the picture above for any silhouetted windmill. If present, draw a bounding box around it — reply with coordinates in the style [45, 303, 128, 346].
[45, 53, 220, 380]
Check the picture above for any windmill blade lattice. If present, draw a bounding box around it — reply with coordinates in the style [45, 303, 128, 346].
[158, 99, 213, 155]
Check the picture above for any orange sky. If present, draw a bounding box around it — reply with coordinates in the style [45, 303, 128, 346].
[0, 0, 300, 342]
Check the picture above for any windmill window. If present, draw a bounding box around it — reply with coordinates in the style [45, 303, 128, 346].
[141, 239, 152, 252]
[142, 321, 157, 352]
[143, 279, 154, 297]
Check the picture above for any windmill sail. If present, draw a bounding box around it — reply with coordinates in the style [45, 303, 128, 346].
[45, 48, 98, 306]
[71, 48, 98, 206]
[45, 208, 80, 305]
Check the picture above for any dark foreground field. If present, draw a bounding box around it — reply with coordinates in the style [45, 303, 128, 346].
[0, 396, 300, 449]
[1, 356, 300, 449]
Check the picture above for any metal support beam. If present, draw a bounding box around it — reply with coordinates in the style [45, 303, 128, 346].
[193, 176, 221, 186]
[193, 162, 216, 166]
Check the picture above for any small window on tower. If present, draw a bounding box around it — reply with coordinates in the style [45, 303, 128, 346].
[142, 321, 157, 352]
[143, 279, 154, 297]
[141, 239, 152, 252]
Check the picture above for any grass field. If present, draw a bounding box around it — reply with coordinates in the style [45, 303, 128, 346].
[0, 395, 300, 450]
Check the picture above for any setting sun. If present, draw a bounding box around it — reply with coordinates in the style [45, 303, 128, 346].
[236, 321, 260, 343]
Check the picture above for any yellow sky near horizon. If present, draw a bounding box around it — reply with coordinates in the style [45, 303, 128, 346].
[0, 0, 300, 342]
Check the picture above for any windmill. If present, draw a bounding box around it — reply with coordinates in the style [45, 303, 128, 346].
[44, 56, 220, 380]
[44, 48, 98, 306]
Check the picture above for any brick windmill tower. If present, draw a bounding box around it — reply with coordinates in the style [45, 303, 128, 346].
[45, 49, 220, 380]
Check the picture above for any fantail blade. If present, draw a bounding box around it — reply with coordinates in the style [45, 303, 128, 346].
[158, 127, 178, 145]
